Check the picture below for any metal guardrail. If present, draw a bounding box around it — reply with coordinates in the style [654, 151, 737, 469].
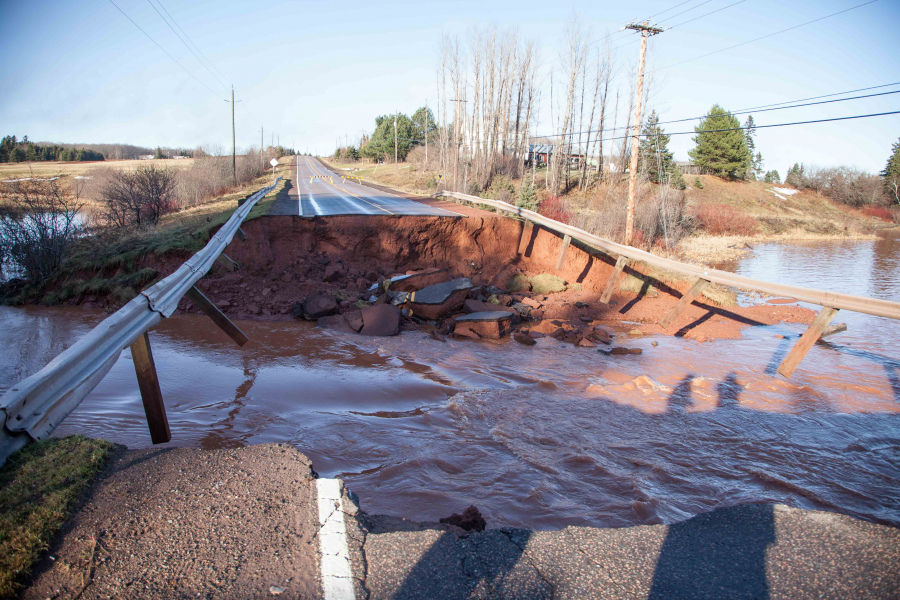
[440, 190, 900, 375]
[0, 178, 281, 465]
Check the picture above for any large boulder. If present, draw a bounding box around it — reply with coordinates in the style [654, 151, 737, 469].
[406, 278, 472, 320]
[297, 294, 338, 320]
[360, 304, 401, 336]
[453, 311, 514, 340]
[317, 314, 355, 334]
[388, 268, 451, 293]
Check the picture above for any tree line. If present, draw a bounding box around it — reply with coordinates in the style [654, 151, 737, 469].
[0, 135, 198, 163]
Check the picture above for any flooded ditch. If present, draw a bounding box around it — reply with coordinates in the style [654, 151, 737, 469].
[1, 220, 898, 531]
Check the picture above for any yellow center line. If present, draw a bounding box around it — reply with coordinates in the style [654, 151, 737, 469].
[307, 156, 394, 215]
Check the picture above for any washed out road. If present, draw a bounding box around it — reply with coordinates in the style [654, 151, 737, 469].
[271, 155, 459, 217]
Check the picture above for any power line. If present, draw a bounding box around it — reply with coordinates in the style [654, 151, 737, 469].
[154, 0, 233, 88]
[107, 0, 225, 99]
[145, 0, 230, 92]
[530, 84, 900, 140]
[650, 0, 880, 74]
[642, 0, 708, 22]
[655, 0, 718, 26]
[663, 0, 749, 29]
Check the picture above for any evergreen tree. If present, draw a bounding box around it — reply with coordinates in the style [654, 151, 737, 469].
[638, 110, 674, 184]
[743, 115, 758, 179]
[361, 113, 415, 162]
[785, 163, 806, 188]
[881, 137, 900, 205]
[689, 105, 750, 179]
[411, 106, 437, 142]
[668, 163, 687, 190]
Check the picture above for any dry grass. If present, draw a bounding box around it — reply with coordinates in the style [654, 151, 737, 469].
[0, 436, 113, 598]
[0, 158, 194, 181]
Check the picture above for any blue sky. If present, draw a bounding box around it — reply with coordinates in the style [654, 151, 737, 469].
[1, 0, 898, 177]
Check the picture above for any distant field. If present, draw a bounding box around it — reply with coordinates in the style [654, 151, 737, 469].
[0, 158, 195, 180]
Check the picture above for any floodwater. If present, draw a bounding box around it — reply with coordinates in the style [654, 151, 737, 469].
[1, 231, 898, 530]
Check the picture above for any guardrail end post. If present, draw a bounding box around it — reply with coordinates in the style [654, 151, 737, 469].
[130, 332, 171, 445]
[186, 286, 249, 347]
[555, 234, 572, 271]
[777, 307, 839, 378]
[659, 278, 710, 328]
[236, 228, 247, 242]
[599, 256, 628, 305]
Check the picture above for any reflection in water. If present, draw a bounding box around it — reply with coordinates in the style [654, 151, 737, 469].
[1, 232, 898, 530]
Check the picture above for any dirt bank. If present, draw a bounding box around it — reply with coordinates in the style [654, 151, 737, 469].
[134, 197, 811, 342]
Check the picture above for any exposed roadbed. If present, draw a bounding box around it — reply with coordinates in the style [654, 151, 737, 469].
[23, 444, 900, 599]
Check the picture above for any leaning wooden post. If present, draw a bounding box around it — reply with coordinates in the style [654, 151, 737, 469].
[555, 234, 572, 271]
[186, 286, 249, 347]
[236, 228, 247, 242]
[777, 307, 839, 378]
[659, 278, 709, 328]
[518, 221, 534, 256]
[216, 253, 239, 272]
[130, 332, 171, 444]
[599, 256, 628, 304]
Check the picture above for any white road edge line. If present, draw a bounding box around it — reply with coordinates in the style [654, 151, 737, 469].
[317, 478, 356, 600]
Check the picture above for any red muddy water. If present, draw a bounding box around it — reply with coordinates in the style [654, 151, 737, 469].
[1, 231, 898, 530]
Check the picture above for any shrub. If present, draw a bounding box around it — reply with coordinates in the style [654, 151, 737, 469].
[485, 175, 516, 203]
[539, 194, 571, 224]
[0, 178, 83, 282]
[696, 203, 758, 236]
[694, 177, 703, 189]
[98, 166, 177, 228]
[861, 206, 894, 221]
[517, 180, 538, 211]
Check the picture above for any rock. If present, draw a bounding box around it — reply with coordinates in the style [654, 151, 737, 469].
[261, 287, 272, 297]
[464, 298, 513, 314]
[577, 337, 597, 348]
[514, 332, 536, 346]
[429, 330, 447, 342]
[407, 278, 473, 320]
[575, 301, 589, 308]
[454, 327, 481, 340]
[511, 302, 532, 316]
[603, 347, 643, 355]
[339, 299, 352, 309]
[355, 278, 369, 291]
[507, 273, 532, 292]
[247, 303, 261, 315]
[453, 311, 514, 339]
[530, 309, 544, 319]
[290, 302, 304, 319]
[360, 304, 401, 336]
[497, 294, 514, 306]
[317, 314, 355, 334]
[439, 505, 486, 532]
[389, 268, 450, 292]
[301, 294, 338, 319]
[521, 297, 541, 309]
[269, 586, 285, 596]
[323, 263, 344, 282]
[589, 327, 612, 345]
[651, 340, 659, 347]
[578, 315, 592, 323]
[530, 274, 567, 294]
[627, 329, 643, 336]
[216, 300, 231, 308]
[346, 310, 363, 332]
[528, 331, 544, 339]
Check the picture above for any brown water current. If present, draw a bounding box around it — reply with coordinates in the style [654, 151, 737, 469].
[2, 232, 899, 530]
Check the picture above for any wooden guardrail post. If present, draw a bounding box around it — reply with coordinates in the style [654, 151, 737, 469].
[518, 221, 534, 255]
[186, 286, 249, 347]
[130, 332, 171, 444]
[216, 253, 239, 272]
[555, 234, 572, 271]
[777, 307, 839, 378]
[236, 228, 247, 242]
[659, 278, 709, 328]
[599, 256, 628, 304]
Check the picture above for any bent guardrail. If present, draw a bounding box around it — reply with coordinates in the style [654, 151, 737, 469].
[440, 190, 900, 375]
[0, 178, 281, 465]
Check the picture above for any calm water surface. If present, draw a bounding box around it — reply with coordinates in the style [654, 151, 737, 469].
[1, 231, 897, 530]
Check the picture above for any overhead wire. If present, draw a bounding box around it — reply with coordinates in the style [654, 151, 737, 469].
[145, 0, 230, 92]
[154, 0, 233, 87]
[663, 0, 749, 29]
[648, 0, 880, 74]
[106, 0, 225, 100]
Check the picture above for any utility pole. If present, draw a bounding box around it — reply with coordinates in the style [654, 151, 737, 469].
[424, 99, 428, 166]
[624, 21, 663, 246]
[231, 86, 236, 186]
[394, 113, 398, 164]
[261, 126, 264, 166]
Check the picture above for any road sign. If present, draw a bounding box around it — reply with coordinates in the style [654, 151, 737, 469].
[269, 158, 279, 167]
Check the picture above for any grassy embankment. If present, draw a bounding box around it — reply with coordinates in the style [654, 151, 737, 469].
[3, 159, 291, 307]
[325, 159, 892, 265]
[0, 436, 114, 598]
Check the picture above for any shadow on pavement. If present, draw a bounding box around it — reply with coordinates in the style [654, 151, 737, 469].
[648, 503, 776, 600]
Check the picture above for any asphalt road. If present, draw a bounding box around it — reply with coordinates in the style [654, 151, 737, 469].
[272, 155, 459, 217]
